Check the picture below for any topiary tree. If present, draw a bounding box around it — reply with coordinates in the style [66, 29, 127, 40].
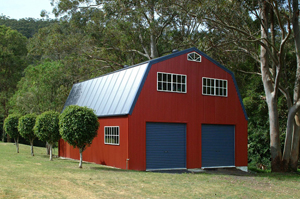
[34, 111, 60, 161]
[59, 105, 99, 168]
[18, 114, 37, 156]
[3, 114, 21, 153]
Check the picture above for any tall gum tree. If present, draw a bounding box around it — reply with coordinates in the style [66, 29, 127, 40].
[259, 1, 283, 172]
[287, 0, 300, 170]
[188, 0, 299, 171]
[50, 0, 201, 65]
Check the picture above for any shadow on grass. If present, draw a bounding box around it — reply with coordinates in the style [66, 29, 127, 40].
[201, 167, 299, 179]
[40, 155, 62, 161]
[149, 169, 192, 174]
[248, 167, 300, 180]
[89, 166, 135, 173]
[147, 168, 252, 176]
[198, 168, 255, 177]
[55, 157, 133, 172]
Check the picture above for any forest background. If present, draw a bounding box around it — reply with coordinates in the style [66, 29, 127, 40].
[0, 0, 299, 172]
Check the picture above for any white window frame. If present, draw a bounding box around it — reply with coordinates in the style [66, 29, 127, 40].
[187, 52, 201, 62]
[157, 72, 187, 93]
[104, 126, 120, 145]
[202, 77, 228, 97]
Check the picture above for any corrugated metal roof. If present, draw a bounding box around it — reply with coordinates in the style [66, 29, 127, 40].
[63, 62, 149, 117]
[63, 47, 248, 120]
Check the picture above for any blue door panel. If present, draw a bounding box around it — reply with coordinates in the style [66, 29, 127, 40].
[146, 123, 186, 170]
[202, 124, 235, 167]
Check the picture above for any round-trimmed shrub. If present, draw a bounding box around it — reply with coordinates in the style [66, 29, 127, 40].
[59, 105, 99, 168]
[34, 111, 60, 160]
[18, 113, 37, 156]
[3, 114, 21, 153]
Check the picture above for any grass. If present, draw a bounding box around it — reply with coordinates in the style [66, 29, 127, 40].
[0, 142, 300, 199]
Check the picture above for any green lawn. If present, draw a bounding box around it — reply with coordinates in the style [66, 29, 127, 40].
[0, 142, 300, 199]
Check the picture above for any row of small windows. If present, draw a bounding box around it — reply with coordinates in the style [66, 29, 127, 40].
[104, 81, 227, 146]
[202, 77, 227, 97]
[157, 72, 187, 93]
[157, 72, 227, 97]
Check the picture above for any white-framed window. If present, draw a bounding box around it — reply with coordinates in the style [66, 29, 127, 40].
[157, 72, 187, 93]
[202, 77, 227, 97]
[187, 52, 201, 62]
[104, 126, 119, 145]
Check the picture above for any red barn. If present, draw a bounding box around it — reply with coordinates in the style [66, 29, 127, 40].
[59, 48, 248, 172]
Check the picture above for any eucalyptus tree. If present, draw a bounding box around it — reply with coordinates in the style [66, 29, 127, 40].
[27, 21, 111, 80]
[187, 0, 300, 171]
[289, 0, 300, 171]
[50, 0, 202, 67]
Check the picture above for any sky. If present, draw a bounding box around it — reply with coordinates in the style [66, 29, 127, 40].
[0, 0, 55, 19]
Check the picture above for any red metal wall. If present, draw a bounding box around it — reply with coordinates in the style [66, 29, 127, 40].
[59, 51, 248, 171]
[59, 116, 129, 169]
[128, 52, 248, 170]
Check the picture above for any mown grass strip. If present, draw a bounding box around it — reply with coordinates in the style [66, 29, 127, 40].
[0, 142, 300, 199]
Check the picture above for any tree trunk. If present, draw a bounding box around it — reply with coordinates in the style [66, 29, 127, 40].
[267, 97, 283, 171]
[49, 143, 53, 161]
[79, 148, 83, 168]
[283, 103, 300, 170]
[46, 142, 50, 155]
[290, 124, 300, 171]
[149, 1, 159, 59]
[150, 34, 158, 59]
[1, 125, 4, 142]
[289, 0, 300, 171]
[260, 1, 283, 172]
[30, 140, 34, 156]
[15, 136, 19, 153]
[7, 134, 11, 143]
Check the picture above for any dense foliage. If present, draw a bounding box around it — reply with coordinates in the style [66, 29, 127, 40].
[10, 61, 70, 115]
[59, 105, 99, 150]
[34, 111, 60, 160]
[27, 22, 111, 80]
[0, 25, 27, 138]
[59, 105, 99, 168]
[3, 114, 21, 140]
[34, 111, 60, 144]
[0, 15, 57, 38]
[0, 0, 299, 171]
[18, 114, 37, 156]
[3, 114, 21, 153]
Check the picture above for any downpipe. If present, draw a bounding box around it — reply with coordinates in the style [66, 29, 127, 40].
[126, 158, 130, 170]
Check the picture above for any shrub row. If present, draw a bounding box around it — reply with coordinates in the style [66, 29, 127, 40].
[3, 105, 99, 167]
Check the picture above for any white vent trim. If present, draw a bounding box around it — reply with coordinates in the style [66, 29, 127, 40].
[187, 52, 201, 62]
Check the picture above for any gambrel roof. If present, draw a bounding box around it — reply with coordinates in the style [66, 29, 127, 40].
[63, 47, 248, 119]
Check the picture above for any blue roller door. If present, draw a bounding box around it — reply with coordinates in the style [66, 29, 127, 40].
[146, 123, 186, 170]
[202, 124, 235, 168]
